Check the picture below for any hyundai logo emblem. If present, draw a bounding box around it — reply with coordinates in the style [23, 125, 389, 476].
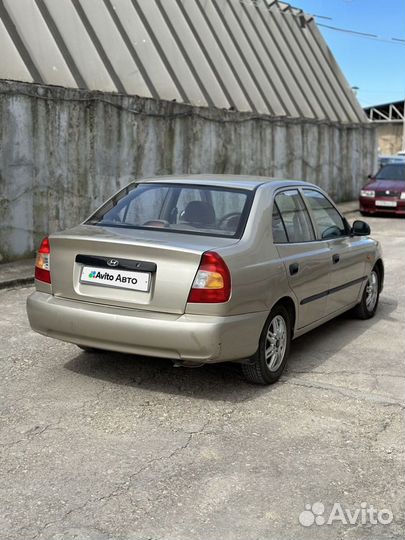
[107, 259, 119, 267]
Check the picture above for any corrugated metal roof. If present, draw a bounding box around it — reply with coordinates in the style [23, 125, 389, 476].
[0, 0, 367, 123]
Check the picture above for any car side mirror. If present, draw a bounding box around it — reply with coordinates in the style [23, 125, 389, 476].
[351, 220, 370, 236]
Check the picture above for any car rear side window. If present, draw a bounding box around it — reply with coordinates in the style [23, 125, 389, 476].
[303, 189, 346, 240]
[272, 204, 288, 243]
[274, 190, 315, 243]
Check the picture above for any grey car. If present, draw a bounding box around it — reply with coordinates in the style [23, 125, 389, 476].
[27, 175, 384, 385]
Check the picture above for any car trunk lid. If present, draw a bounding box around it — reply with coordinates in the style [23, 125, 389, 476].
[49, 225, 238, 314]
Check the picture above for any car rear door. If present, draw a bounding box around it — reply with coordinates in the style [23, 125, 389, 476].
[272, 189, 331, 329]
[302, 188, 366, 315]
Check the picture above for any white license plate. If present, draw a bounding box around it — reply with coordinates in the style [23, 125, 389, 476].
[375, 200, 397, 208]
[80, 266, 150, 292]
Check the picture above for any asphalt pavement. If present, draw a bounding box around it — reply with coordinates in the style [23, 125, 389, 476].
[0, 212, 403, 540]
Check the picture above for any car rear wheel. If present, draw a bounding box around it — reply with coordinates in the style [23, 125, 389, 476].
[242, 305, 291, 385]
[353, 268, 380, 319]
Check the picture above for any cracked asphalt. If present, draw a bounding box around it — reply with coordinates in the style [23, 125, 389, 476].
[0, 213, 404, 540]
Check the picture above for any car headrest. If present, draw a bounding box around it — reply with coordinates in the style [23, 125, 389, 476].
[182, 201, 216, 225]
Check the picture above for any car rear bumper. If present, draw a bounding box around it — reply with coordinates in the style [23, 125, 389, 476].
[359, 197, 405, 214]
[26, 292, 267, 363]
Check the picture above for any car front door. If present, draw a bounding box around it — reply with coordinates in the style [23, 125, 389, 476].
[302, 189, 367, 315]
[272, 189, 331, 329]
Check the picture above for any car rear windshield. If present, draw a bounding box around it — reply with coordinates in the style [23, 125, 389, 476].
[86, 183, 252, 238]
[376, 164, 405, 181]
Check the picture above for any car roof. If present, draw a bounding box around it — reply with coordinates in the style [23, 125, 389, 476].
[379, 156, 405, 162]
[380, 162, 405, 168]
[137, 174, 311, 191]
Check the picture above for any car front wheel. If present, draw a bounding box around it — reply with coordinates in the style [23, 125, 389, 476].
[353, 268, 380, 319]
[242, 304, 291, 385]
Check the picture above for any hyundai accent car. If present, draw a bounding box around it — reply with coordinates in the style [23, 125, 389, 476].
[360, 163, 405, 215]
[27, 175, 383, 385]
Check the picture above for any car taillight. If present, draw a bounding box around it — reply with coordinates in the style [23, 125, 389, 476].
[188, 251, 231, 303]
[34, 237, 51, 283]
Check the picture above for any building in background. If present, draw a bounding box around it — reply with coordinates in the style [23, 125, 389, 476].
[364, 100, 405, 156]
[0, 0, 376, 261]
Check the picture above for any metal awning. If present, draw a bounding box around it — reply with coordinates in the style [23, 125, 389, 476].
[364, 100, 404, 123]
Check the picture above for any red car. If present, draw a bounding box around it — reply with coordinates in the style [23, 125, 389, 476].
[359, 163, 405, 216]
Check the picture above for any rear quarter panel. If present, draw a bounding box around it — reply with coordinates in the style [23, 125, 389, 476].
[186, 184, 296, 318]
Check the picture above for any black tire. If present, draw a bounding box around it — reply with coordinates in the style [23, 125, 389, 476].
[242, 304, 291, 385]
[360, 210, 369, 217]
[353, 267, 380, 319]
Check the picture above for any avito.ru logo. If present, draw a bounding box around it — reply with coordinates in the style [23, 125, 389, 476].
[87, 269, 138, 286]
[299, 502, 393, 527]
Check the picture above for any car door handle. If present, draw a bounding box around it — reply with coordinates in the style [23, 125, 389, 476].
[332, 254, 340, 264]
[289, 263, 299, 275]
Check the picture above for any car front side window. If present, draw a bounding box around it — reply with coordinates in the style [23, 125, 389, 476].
[303, 189, 347, 240]
[274, 190, 315, 243]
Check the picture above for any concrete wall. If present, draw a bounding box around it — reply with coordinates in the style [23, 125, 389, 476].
[0, 80, 377, 262]
[375, 122, 403, 156]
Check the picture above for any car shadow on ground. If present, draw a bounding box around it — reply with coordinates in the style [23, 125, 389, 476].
[286, 294, 398, 374]
[362, 213, 405, 220]
[64, 293, 398, 402]
[65, 350, 259, 403]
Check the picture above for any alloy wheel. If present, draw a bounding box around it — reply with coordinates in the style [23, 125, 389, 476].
[365, 271, 379, 312]
[265, 315, 287, 372]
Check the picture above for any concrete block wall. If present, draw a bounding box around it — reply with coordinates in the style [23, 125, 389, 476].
[375, 123, 403, 155]
[0, 80, 377, 262]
